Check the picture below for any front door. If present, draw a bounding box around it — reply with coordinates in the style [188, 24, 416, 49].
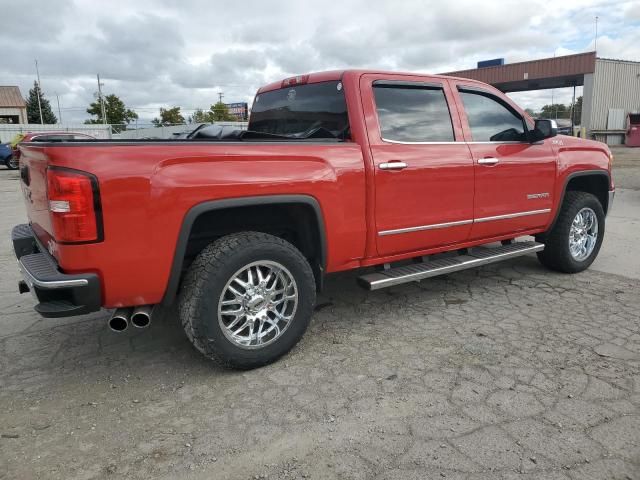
[360, 74, 475, 257]
[453, 85, 557, 240]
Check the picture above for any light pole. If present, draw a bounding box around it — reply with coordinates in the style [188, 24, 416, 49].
[35, 59, 44, 124]
[55, 93, 62, 123]
[97, 74, 107, 125]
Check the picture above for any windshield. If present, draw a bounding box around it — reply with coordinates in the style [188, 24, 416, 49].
[248, 81, 349, 139]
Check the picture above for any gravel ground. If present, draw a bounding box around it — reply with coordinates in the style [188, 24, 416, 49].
[1, 154, 639, 480]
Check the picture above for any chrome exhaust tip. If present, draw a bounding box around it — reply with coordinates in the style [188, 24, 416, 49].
[131, 305, 153, 329]
[109, 308, 132, 332]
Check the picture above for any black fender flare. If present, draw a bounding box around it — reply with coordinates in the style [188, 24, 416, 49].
[161, 194, 327, 305]
[546, 169, 611, 233]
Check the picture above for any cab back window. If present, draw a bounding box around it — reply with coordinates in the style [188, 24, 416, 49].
[249, 81, 349, 139]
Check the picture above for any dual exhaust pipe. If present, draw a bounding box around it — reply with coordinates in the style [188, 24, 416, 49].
[109, 305, 153, 332]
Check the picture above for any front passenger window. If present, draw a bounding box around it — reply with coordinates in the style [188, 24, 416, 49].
[459, 90, 526, 142]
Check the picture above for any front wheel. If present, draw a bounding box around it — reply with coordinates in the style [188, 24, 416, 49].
[5, 156, 18, 170]
[178, 232, 316, 369]
[537, 191, 605, 273]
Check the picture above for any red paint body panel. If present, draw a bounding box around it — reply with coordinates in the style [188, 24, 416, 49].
[17, 70, 613, 309]
[359, 73, 475, 256]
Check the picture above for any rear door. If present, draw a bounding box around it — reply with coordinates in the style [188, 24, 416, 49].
[360, 74, 474, 257]
[453, 84, 556, 240]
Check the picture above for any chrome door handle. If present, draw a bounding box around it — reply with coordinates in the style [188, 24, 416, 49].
[379, 161, 408, 170]
[478, 157, 499, 165]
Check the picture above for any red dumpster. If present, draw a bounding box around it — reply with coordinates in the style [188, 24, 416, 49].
[626, 113, 640, 147]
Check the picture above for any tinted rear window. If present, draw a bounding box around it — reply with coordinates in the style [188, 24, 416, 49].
[373, 84, 454, 142]
[249, 81, 349, 138]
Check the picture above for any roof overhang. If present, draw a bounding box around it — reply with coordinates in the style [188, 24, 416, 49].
[442, 51, 596, 92]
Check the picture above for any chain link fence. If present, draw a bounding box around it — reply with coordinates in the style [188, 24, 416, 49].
[0, 124, 112, 143]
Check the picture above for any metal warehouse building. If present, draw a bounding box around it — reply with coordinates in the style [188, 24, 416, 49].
[0, 86, 27, 124]
[582, 57, 640, 144]
[445, 52, 640, 145]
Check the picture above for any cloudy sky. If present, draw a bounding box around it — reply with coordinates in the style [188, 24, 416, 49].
[1, 0, 639, 124]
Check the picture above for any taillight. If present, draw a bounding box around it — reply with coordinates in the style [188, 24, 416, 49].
[46, 167, 102, 243]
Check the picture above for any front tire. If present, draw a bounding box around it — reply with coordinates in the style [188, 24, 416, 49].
[178, 232, 316, 369]
[5, 156, 18, 170]
[537, 191, 605, 273]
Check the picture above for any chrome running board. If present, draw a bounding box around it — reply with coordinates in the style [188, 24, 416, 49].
[358, 241, 544, 291]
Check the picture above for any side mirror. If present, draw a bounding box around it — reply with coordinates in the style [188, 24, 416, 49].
[529, 119, 558, 142]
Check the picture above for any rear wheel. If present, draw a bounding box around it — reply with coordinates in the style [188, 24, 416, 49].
[178, 232, 316, 369]
[537, 191, 605, 273]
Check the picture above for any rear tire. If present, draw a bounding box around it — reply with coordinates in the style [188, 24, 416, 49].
[537, 191, 605, 273]
[178, 232, 316, 370]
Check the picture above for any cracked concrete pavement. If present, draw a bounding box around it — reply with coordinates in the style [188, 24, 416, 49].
[1, 148, 639, 479]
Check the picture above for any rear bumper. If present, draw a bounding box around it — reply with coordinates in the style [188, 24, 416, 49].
[12, 224, 102, 318]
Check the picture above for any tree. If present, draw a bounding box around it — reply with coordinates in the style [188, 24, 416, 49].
[86, 93, 138, 132]
[210, 101, 236, 121]
[190, 108, 212, 124]
[25, 81, 57, 124]
[152, 107, 185, 127]
[539, 103, 570, 119]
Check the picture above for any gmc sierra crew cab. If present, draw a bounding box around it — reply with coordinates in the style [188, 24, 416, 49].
[12, 70, 614, 369]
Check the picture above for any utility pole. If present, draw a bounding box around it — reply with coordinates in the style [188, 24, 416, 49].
[594, 16, 599, 52]
[551, 51, 556, 120]
[35, 59, 44, 124]
[570, 83, 576, 134]
[55, 93, 62, 123]
[218, 92, 224, 103]
[97, 74, 107, 125]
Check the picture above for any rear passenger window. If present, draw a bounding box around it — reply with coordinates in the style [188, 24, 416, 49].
[373, 83, 454, 142]
[459, 90, 526, 142]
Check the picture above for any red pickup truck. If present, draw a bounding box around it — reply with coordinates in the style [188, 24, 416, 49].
[13, 70, 614, 369]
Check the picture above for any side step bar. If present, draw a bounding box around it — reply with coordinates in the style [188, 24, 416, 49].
[358, 241, 544, 291]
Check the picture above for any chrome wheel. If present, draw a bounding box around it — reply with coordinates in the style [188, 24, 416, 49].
[218, 260, 298, 349]
[7, 157, 18, 169]
[569, 207, 598, 261]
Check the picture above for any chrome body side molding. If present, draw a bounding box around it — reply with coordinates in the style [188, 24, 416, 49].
[379, 209, 552, 236]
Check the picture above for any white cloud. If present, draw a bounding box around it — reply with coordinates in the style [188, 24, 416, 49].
[0, 0, 638, 123]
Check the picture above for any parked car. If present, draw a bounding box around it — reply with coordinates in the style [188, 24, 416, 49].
[553, 118, 574, 136]
[0, 143, 15, 169]
[13, 70, 614, 369]
[10, 132, 95, 168]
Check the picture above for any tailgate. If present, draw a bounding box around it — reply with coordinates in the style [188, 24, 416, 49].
[19, 144, 55, 249]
